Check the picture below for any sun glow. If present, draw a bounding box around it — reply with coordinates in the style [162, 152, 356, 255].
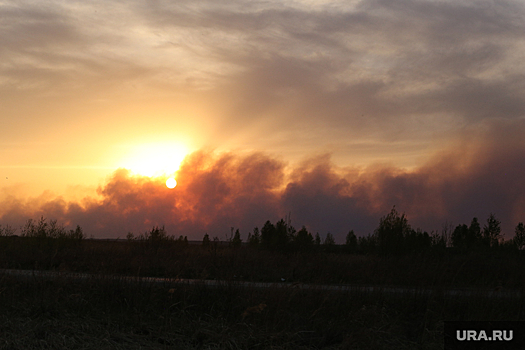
[166, 177, 177, 188]
[119, 142, 188, 177]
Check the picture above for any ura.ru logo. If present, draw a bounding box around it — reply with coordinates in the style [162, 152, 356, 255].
[457, 330, 513, 341]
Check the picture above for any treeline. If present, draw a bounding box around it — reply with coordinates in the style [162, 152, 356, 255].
[205, 207, 525, 255]
[0, 216, 84, 241]
[4, 207, 525, 256]
[126, 226, 188, 246]
[357, 207, 524, 255]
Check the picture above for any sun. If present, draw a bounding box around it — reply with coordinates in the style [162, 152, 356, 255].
[166, 177, 177, 189]
[119, 142, 188, 177]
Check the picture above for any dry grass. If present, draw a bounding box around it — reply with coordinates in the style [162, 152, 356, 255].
[1, 237, 525, 289]
[0, 269, 524, 349]
[0, 238, 525, 348]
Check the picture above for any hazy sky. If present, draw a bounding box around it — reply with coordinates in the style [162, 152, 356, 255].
[1, 0, 525, 241]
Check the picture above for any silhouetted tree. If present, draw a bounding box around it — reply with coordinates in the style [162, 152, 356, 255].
[358, 233, 376, 254]
[345, 230, 358, 253]
[405, 228, 431, 253]
[149, 226, 168, 242]
[294, 226, 314, 250]
[314, 232, 321, 246]
[20, 217, 83, 241]
[248, 227, 260, 247]
[514, 222, 525, 250]
[467, 217, 482, 247]
[260, 220, 276, 249]
[21, 217, 48, 238]
[176, 235, 188, 246]
[323, 232, 336, 252]
[451, 218, 485, 250]
[483, 213, 501, 248]
[0, 224, 16, 237]
[433, 222, 453, 249]
[374, 206, 411, 255]
[68, 225, 84, 241]
[324, 232, 335, 245]
[451, 224, 469, 249]
[202, 233, 211, 246]
[275, 219, 290, 249]
[232, 229, 242, 248]
[255, 218, 297, 251]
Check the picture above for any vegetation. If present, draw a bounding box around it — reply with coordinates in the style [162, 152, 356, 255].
[5, 270, 516, 349]
[1, 210, 525, 286]
[1, 210, 525, 348]
[0, 256, 524, 349]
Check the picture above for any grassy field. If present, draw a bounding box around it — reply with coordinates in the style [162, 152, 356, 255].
[0, 237, 525, 348]
[1, 271, 524, 349]
[1, 237, 524, 288]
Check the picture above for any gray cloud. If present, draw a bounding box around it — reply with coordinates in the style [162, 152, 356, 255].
[3, 0, 525, 138]
[140, 0, 525, 148]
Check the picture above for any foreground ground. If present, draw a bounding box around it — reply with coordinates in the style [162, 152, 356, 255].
[2, 271, 525, 349]
[0, 238, 524, 348]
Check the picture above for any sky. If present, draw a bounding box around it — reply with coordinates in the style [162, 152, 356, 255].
[1, 0, 525, 241]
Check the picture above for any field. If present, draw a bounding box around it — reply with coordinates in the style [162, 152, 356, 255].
[0, 237, 525, 349]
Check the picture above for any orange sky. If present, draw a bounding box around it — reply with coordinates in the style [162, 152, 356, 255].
[1, 0, 525, 241]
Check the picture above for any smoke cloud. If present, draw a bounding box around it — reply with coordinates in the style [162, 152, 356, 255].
[1, 119, 524, 242]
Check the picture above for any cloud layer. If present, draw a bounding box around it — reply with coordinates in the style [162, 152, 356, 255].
[2, 0, 525, 169]
[1, 1, 525, 242]
[1, 118, 524, 242]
